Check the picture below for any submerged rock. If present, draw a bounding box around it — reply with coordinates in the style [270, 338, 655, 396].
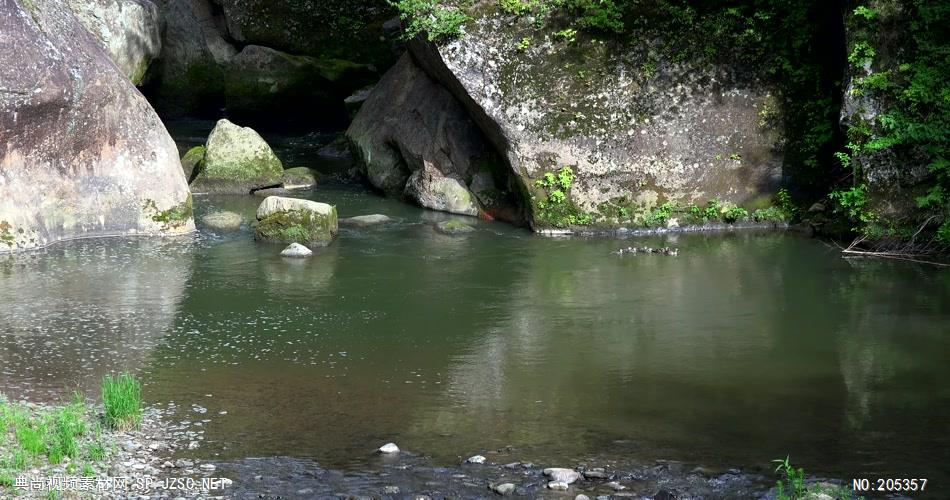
[192, 119, 284, 194]
[491, 483, 516, 495]
[377, 443, 399, 454]
[279, 242, 312, 258]
[0, 0, 193, 253]
[200, 211, 243, 231]
[466, 455, 486, 464]
[339, 214, 393, 227]
[67, 0, 162, 85]
[434, 220, 476, 235]
[255, 196, 338, 247]
[282, 167, 319, 191]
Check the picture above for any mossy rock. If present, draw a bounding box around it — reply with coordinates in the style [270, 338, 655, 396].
[191, 119, 283, 194]
[255, 196, 338, 247]
[282, 167, 319, 190]
[180, 145, 206, 183]
[434, 219, 476, 235]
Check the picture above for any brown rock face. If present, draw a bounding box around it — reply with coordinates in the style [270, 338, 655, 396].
[0, 0, 193, 253]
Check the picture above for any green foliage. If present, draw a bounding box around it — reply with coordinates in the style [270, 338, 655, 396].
[645, 201, 678, 227]
[533, 166, 593, 227]
[391, 0, 470, 42]
[752, 206, 786, 222]
[723, 206, 749, 223]
[830, 184, 877, 232]
[703, 198, 724, 221]
[46, 394, 86, 464]
[517, 36, 532, 50]
[102, 373, 142, 431]
[554, 28, 578, 43]
[499, 0, 536, 15]
[773, 456, 806, 500]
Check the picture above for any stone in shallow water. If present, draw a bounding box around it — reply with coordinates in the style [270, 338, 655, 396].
[466, 455, 486, 464]
[378, 442, 399, 454]
[491, 483, 516, 495]
[548, 481, 570, 490]
[434, 220, 476, 235]
[280, 243, 313, 258]
[607, 481, 626, 491]
[544, 468, 582, 484]
[339, 214, 394, 227]
[282, 167, 319, 190]
[201, 211, 243, 230]
[583, 469, 609, 479]
[575, 495, 591, 500]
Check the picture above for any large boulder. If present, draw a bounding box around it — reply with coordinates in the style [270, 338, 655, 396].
[0, 0, 194, 253]
[149, 0, 236, 115]
[212, 0, 395, 68]
[396, 8, 787, 229]
[224, 45, 375, 129]
[255, 196, 338, 247]
[66, 0, 162, 85]
[347, 54, 521, 220]
[191, 119, 283, 193]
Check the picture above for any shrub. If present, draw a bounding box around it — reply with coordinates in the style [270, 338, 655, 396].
[391, 0, 470, 42]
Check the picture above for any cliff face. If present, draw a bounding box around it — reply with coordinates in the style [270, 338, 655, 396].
[0, 0, 193, 253]
[351, 5, 794, 229]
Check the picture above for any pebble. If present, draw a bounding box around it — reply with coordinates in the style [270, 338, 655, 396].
[584, 469, 609, 479]
[384, 486, 400, 494]
[491, 483, 516, 495]
[199, 464, 216, 471]
[576, 495, 591, 500]
[466, 455, 486, 464]
[175, 459, 194, 468]
[607, 481, 626, 491]
[378, 442, 400, 454]
[548, 481, 570, 490]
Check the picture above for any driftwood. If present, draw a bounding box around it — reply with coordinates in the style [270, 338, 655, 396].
[839, 217, 950, 267]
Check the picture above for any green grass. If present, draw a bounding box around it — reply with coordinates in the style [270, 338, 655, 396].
[101, 373, 142, 431]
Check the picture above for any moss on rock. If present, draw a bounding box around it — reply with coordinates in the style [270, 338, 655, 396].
[255, 208, 338, 246]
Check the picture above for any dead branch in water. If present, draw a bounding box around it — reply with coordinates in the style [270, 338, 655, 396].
[839, 218, 950, 267]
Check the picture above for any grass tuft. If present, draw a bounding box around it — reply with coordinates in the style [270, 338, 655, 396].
[101, 373, 142, 431]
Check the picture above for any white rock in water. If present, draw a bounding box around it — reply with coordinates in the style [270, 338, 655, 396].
[543, 468, 582, 484]
[547, 481, 569, 490]
[466, 455, 486, 464]
[280, 243, 313, 258]
[492, 483, 516, 495]
[575, 495, 591, 500]
[378, 442, 400, 454]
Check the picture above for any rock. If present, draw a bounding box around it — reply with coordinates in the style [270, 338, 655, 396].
[210, 0, 395, 70]
[255, 196, 339, 247]
[347, 54, 519, 221]
[181, 146, 205, 183]
[339, 214, 393, 227]
[434, 220, 476, 235]
[575, 495, 591, 500]
[607, 481, 626, 491]
[383, 486, 400, 494]
[465, 455, 486, 464]
[198, 463, 215, 471]
[192, 119, 284, 194]
[200, 211, 243, 231]
[225, 45, 375, 129]
[0, 0, 194, 254]
[282, 167, 319, 190]
[491, 483, 516, 495]
[253, 187, 291, 198]
[544, 468, 582, 485]
[344, 86, 374, 114]
[150, 0, 236, 115]
[808, 202, 826, 213]
[174, 460, 194, 468]
[405, 11, 788, 230]
[377, 443, 399, 454]
[279, 242, 313, 258]
[653, 489, 676, 500]
[547, 481, 570, 491]
[583, 470, 609, 480]
[67, 0, 162, 85]
[804, 494, 833, 500]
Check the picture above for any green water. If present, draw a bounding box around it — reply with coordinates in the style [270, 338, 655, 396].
[1, 182, 949, 489]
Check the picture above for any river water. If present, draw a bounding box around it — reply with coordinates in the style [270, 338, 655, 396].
[1, 126, 948, 495]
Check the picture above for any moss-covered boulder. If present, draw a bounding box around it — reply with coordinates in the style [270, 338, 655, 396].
[255, 196, 338, 247]
[180, 145, 205, 183]
[191, 119, 283, 194]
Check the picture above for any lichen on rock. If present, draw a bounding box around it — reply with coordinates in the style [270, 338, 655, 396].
[254, 196, 338, 247]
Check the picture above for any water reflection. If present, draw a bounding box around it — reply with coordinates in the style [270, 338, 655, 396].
[0, 238, 194, 399]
